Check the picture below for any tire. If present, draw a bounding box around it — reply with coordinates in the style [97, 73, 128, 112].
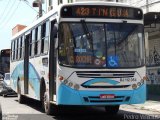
[2, 94, 7, 97]
[105, 105, 119, 115]
[41, 90, 59, 115]
[17, 81, 25, 104]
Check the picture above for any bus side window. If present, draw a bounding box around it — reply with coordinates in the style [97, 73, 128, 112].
[34, 27, 38, 55]
[37, 26, 41, 55]
[31, 29, 35, 56]
[22, 36, 25, 59]
[16, 39, 19, 60]
[18, 37, 21, 60]
[34, 26, 41, 56]
[41, 21, 49, 54]
[41, 22, 46, 54]
[14, 39, 17, 60]
[45, 21, 49, 52]
[58, 0, 63, 4]
[19, 37, 22, 59]
[11, 41, 15, 61]
[68, 0, 73, 3]
[29, 32, 32, 57]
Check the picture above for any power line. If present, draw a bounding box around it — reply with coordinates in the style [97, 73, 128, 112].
[0, 1, 21, 28]
[0, 0, 10, 20]
[0, 0, 17, 25]
[21, 0, 38, 13]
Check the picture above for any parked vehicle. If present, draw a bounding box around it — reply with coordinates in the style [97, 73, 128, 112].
[0, 73, 16, 97]
[0, 74, 3, 81]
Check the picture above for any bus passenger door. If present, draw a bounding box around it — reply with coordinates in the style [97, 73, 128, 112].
[24, 33, 30, 94]
[49, 20, 58, 101]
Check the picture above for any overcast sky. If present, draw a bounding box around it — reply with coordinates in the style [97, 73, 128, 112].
[0, 0, 46, 50]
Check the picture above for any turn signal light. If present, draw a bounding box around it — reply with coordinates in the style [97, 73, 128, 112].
[58, 76, 64, 81]
[132, 84, 137, 89]
[142, 76, 148, 81]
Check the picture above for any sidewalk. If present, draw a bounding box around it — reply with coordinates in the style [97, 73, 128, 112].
[126, 95, 160, 113]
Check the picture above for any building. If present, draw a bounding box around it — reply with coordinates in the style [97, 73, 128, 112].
[12, 24, 27, 36]
[126, 0, 160, 85]
[122, 0, 160, 96]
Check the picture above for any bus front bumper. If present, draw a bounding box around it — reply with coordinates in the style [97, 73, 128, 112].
[57, 84, 146, 106]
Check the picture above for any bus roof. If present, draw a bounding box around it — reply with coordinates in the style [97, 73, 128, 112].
[11, 1, 141, 40]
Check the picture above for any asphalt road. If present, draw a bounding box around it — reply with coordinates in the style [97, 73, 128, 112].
[0, 96, 159, 120]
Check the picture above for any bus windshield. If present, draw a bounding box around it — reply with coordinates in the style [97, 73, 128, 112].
[59, 22, 144, 68]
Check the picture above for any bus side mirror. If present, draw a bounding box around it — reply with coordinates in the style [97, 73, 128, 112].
[53, 24, 58, 49]
[55, 38, 58, 49]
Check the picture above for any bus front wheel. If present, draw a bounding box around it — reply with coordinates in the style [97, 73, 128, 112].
[17, 81, 25, 104]
[105, 105, 119, 114]
[42, 92, 59, 115]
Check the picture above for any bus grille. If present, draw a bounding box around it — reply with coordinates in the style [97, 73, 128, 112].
[83, 96, 130, 103]
[76, 71, 135, 78]
[81, 85, 130, 88]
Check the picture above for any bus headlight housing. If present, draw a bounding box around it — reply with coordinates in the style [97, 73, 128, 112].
[68, 82, 73, 87]
[74, 84, 80, 90]
[132, 84, 137, 89]
[63, 79, 68, 84]
[137, 82, 141, 86]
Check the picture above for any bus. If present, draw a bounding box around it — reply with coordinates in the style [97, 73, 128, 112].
[10, 1, 146, 115]
[0, 49, 10, 75]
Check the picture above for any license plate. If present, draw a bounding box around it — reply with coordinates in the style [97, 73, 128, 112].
[100, 94, 115, 99]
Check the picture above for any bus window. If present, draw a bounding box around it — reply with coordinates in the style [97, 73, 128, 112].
[19, 37, 22, 59]
[31, 29, 35, 56]
[34, 27, 38, 55]
[14, 40, 17, 60]
[37, 26, 41, 55]
[16, 39, 19, 59]
[58, 0, 63, 4]
[18, 38, 21, 60]
[44, 21, 49, 53]
[28, 32, 33, 57]
[11, 41, 15, 61]
[21, 36, 25, 59]
[41, 21, 49, 54]
[41, 22, 46, 53]
[68, 0, 73, 3]
[34, 26, 41, 56]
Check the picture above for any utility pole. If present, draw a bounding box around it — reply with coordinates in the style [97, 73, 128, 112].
[33, 0, 43, 18]
[39, 0, 43, 17]
[146, 0, 149, 13]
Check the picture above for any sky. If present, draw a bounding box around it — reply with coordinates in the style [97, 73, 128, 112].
[0, 0, 46, 50]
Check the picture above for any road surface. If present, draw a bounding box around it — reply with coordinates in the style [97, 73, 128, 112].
[0, 96, 159, 120]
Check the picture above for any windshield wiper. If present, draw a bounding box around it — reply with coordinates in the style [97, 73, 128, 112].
[80, 20, 93, 50]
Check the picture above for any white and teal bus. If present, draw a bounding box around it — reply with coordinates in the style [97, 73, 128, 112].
[10, 1, 146, 115]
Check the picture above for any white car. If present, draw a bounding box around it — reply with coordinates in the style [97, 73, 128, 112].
[0, 74, 3, 81]
[0, 73, 16, 97]
[3, 73, 10, 87]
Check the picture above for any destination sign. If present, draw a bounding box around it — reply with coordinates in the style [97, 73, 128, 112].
[61, 5, 143, 20]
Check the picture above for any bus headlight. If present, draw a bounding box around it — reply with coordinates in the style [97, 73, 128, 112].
[137, 82, 141, 86]
[74, 84, 80, 90]
[132, 84, 137, 89]
[68, 82, 73, 87]
[142, 76, 148, 81]
[63, 80, 68, 84]
[58, 75, 64, 81]
[140, 79, 144, 84]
